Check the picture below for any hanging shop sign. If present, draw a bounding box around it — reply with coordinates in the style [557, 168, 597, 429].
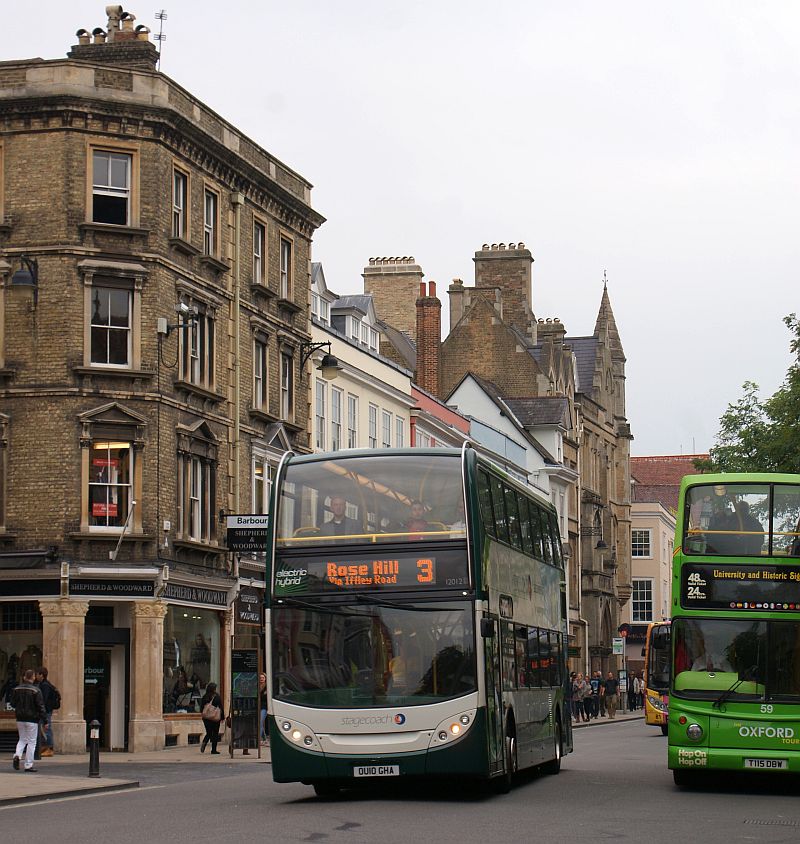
[226, 514, 270, 554]
[236, 587, 263, 626]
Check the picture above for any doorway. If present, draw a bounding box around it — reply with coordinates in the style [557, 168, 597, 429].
[84, 648, 112, 749]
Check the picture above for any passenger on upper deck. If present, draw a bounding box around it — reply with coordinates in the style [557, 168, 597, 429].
[405, 500, 429, 541]
[318, 496, 361, 538]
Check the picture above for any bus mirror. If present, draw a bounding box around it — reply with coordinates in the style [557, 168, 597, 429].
[641, 646, 646, 658]
[480, 618, 496, 638]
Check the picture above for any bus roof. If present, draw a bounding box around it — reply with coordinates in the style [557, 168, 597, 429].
[679, 472, 800, 491]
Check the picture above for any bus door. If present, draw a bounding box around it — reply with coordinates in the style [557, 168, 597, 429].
[482, 614, 505, 775]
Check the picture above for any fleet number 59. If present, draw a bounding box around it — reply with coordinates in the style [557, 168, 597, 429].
[760, 704, 774, 713]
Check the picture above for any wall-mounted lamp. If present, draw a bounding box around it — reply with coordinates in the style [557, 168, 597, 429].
[10, 256, 39, 307]
[299, 341, 341, 381]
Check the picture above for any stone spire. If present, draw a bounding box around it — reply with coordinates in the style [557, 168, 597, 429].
[594, 271, 624, 359]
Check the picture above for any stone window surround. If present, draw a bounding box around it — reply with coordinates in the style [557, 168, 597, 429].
[172, 163, 190, 241]
[203, 185, 220, 258]
[80, 259, 147, 371]
[78, 403, 146, 535]
[252, 216, 267, 286]
[85, 138, 141, 228]
[279, 232, 293, 301]
[176, 421, 219, 546]
[176, 288, 219, 393]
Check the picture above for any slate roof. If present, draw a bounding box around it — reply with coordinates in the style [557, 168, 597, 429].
[504, 396, 569, 428]
[565, 336, 598, 394]
[376, 318, 416, 371]
[332, 295, 371, 316]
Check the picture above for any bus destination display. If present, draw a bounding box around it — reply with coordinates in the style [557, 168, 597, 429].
[681, 563, 800, 612]
[273, 548, 469, 595]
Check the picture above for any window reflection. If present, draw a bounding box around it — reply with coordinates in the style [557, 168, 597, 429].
[272, 601, 475, 707]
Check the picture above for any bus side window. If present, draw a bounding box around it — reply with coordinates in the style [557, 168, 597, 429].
[490, 476, 510, 545]
[551, 632, 562, 686]
[539, 510, 553, 564]
[505, 485, 523, 550]
[529, 502, 544, 559]
[477, 469, 495, 538]
[527, 628, 542, 687]
[516, 626, 528, 688]
[518, 496, 535, 557]
[548, 513, 562, 566]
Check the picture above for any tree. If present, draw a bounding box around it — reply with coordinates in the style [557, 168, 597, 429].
[703, 314, 800, 473]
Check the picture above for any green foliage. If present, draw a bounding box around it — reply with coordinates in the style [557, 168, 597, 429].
[707, 315, 800, 474]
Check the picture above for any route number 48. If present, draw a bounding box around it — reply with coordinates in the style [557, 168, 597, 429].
[760, 704, 774, 713]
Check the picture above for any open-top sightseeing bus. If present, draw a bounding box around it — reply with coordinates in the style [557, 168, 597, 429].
[265, 446, 572, 795]
[642, 621, 670, 734]
[669, 473, 800, 785]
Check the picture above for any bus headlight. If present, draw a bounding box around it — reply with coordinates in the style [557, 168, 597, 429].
[277, 717, 319, 750]
[686, 724, 703, 741]
[647, 695, 668, 712]
[429, 709, 477, 748]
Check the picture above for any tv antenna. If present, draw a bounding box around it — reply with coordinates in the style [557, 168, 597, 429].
[154, 9, 167, 69]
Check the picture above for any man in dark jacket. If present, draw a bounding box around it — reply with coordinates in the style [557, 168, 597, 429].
[36, 667, 58, 756]
[11, 669, 47, 772]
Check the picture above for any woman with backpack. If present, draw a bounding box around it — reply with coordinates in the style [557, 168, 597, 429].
[200, 682, 224, 755]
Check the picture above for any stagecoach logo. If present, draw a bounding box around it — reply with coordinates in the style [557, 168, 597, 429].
[394, 714, 406, 725]
[678, 749, 707, 767]
[340, 714, 406, 728]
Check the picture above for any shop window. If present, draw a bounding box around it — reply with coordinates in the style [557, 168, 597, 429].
[0, 603, 43, 707]
[163, 606, 220, 713]
[253, 451, 273, 515]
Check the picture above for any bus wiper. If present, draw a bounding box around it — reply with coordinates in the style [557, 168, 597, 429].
[712, 665, 758, 710]
[354, 594, 458, 613]
[274, 597, 361, 617]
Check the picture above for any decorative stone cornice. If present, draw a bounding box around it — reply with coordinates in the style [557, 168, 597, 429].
[38, 598, 89, 618]
[131, 600, 168, 619]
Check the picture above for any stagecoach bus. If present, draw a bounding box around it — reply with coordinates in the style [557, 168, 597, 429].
[669, 473, 800, 786]
[265, 446, 572, 795]
[642, 621, 670, 735]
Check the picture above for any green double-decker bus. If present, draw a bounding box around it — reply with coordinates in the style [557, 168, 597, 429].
[265, 446, 572, 795]
[669, 473, 800, 785]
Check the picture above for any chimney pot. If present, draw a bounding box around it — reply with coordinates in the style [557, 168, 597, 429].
[429, 280, 436, 297]
[92, 28, 107, 44]
[419, 282, 426, 298]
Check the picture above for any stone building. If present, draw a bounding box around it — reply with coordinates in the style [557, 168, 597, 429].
[364, 245, 633, 675]
[0, 8, 323, 752]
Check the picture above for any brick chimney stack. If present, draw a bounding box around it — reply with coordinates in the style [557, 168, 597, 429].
[68, 6, 159, 70]
[415, 281, 441, 397]
[363, 256, 424, 343]
[473, 242, 534, 338]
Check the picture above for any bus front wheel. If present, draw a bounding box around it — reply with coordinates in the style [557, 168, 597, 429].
[672, 769, 696, 789]
[312, 781, 341, 798]
[493, 729, 517, 794]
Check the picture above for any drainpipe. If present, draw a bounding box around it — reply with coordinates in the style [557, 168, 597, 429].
[232, 193, 245, 518]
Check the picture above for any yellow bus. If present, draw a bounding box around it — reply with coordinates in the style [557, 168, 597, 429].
[643, 621, 670, 735]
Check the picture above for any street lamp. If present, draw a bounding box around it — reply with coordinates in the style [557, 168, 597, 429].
[299, 341, 340, 381]
[10, 256, 39, 307]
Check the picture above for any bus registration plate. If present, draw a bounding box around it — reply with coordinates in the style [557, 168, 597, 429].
[353, 765, 399, 777]
[744, 758, 787, 770]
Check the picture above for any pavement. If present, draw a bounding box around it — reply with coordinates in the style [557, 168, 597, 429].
[571, 707, 644, 728]
[0, 711, 644, 806]
[0, 744, 270, 807]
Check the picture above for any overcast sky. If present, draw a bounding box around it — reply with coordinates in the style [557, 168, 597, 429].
[6, 1, 799, 456]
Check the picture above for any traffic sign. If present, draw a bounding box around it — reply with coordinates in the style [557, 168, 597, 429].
[612, 637, 624, 655]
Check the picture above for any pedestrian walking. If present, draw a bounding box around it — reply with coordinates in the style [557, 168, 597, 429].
[259, 672, 268, 745]
[633, 672, 645, 710]
[603, 671, 619, 719]
[35, 667, 60, 756]
[571, 673, 589, 722]
[200, 682, 224, 755]
[11, 669, 47, 772]
[587, 671, 601, 719]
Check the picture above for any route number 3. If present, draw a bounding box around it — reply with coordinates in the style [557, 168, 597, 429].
[416, 559, 433, 583]
[760, 704, 774, 713]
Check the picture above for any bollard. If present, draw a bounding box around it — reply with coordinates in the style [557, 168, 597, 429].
[88, 720, 101, 778]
